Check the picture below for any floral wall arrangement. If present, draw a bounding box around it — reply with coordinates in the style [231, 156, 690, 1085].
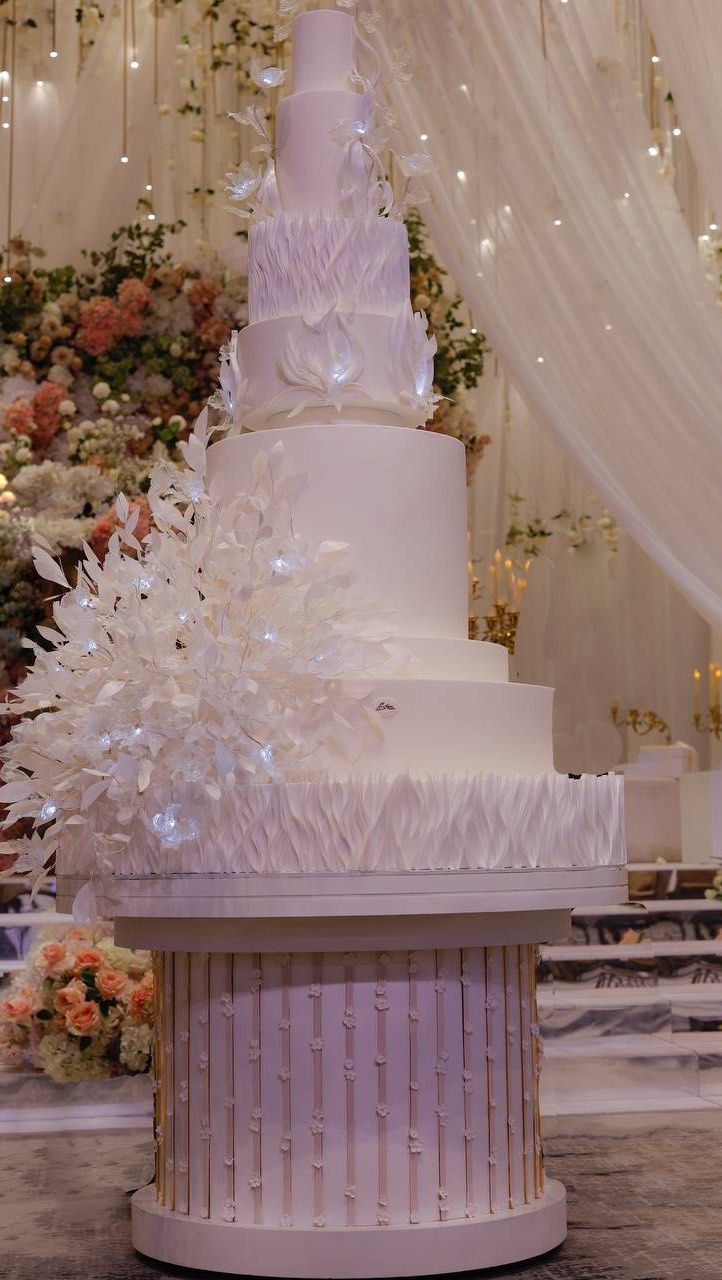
[0, 923, 154, 1083]
[0, 220, 249, 704]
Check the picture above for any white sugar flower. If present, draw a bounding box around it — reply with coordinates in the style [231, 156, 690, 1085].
[397, 152, 434, 179]
[58, 399, 76, 418]
[92, 381, 111, 401]
[250, 59, 286, 91]
[0, 412, 395, 890]
[226, 161, 262, 206]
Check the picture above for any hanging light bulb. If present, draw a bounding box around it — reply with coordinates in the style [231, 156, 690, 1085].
[145, 182, 153, 191]
[36, 79, 44, 87]
[120, 154, 130, 164]
[49, 50, 59, 60]
[457, 169, 467, 183]
[419, 133, 428, 142]
[130, 58, 140, 70]
[3, 274, 12, 284]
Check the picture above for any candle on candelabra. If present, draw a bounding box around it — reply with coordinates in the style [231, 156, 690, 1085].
[493, 548, 503, 604]
[693, 668, 701, 718]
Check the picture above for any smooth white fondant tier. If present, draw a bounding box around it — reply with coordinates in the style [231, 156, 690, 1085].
[57, 770, 625, 881]
[356, 677, 553, 776]
[234, 310, 429, 430]
[394, 637, 508, 683]
[247, 214, 410, 324]
[292, 8, 355, 94]
[208, 426, 469, 640]
[277, 88, 361, 215]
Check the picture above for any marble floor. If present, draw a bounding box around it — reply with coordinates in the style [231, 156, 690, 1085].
[1, 1110, 720, 1280]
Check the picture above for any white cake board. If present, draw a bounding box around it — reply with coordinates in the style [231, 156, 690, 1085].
[132, 1180, 566, 1278]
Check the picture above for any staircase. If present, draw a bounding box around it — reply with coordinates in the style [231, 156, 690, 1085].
[539, 872, 722, 1115]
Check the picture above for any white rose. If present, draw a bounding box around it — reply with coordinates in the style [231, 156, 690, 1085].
[120, 392, 130, 402]
[58, 399, 77, 417]
[0, 490, 16, 506]
[48, 365, 73, 387]
[77, 419, 97, 432]
[92, 381, 111, 401]
[102, 399, 120, 416]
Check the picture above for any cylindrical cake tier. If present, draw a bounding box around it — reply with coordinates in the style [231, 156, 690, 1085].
[136, 943, 565, 1276]
[208, 426, 469, 641]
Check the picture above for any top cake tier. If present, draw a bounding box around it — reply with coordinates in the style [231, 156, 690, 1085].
[276, 9, 364, 215]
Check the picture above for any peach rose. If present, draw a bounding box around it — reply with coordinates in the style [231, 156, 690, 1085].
[38, 941, 68, 976]
[54, 982, 86, 1013]
[1, 987, 37, 1022]
[66, 1002, 101, 1037]
[96, 969, 127, 1000]
[73, 948, 103, 972]
[129, 976, 154, 1022]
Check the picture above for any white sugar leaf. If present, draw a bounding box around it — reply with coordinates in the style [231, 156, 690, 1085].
[115, 492, 129, 523]
[0, 781, 34, 801]
[138, 759, 152, 792]
[32, 547, 70, 590]
[97, 680, 126, 700]
[65, 815, 88, 826]
[82, 778, 110, 808]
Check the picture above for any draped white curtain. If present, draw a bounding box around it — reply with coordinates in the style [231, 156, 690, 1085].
[468, 372, 710, 773]
[381, 0, 722, 628]
[642, 0, 722, 229]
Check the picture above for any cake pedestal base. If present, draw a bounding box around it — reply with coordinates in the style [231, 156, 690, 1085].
[57, 867, 625, 1276]
[132, 1179, 566, 1278]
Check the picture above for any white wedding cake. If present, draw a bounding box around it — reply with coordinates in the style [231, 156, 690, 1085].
[3, 9, 627, 1275]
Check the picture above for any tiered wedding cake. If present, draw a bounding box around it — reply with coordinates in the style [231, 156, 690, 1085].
[5, 8, 626, 1276]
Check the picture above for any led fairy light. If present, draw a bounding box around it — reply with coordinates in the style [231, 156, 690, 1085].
[120, 0, 129, 164]
[49, 0, 58, 59]
[3, 1, 16, 285]
[129, 0, 139, 70]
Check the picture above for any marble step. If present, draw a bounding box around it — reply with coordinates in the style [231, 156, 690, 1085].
[0, 1067, 153, 1134]
[674, 1032, 722, 1098]
[538, 983, 722, 1038]
[540, 1033, 702, 1110]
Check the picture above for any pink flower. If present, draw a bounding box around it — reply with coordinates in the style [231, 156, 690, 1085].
[96, 969, 127, 1000]
[37, 940, 68, 976]
[199, 315, 229, 350]
[76, 295, 120, 356]
[73, 947, 104, 972]
[54, 982, 86, 1013]
[66, 1002, 101, 1036]
[1, 987, 37, 1023]
[2, 397, 35, 436]
[31, 381, 67, 447]
[129, 973, 154, 1023]
[117, 277, 151, 312]
[187, 277, 218, 312]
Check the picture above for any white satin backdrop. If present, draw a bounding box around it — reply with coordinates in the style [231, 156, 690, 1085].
[468, 374, 710, 775]
[381, 0, 722, 628]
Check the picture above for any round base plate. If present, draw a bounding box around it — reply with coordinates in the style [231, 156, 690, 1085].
[132, 1181, 566, 1278]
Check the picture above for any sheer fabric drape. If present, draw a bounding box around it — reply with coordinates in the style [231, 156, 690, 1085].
[469, 374, 710, 773]
[380, 0, 722, 626]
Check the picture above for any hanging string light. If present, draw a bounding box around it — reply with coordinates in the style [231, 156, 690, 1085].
[3, 1, 16, 282]
[49, 0, 59, 59]
[120, 0, 129, 163]
[129, 0, 139, 69]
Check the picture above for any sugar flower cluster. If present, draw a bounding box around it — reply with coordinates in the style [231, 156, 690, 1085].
[0, 411, 396, 886]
